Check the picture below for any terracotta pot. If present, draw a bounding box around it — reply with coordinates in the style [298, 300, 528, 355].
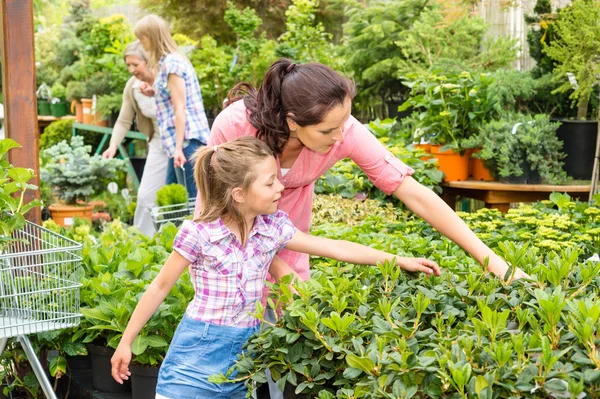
[94, 111, 109, 127]
[48, 203, 93, 226]
[470, 149, 494, 181]
[430, 145, 469, 181]
[71, 101, 83, 123]
[81, 98, 94, 125]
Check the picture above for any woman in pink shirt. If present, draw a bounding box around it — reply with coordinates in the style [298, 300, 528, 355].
[197, 59, 527, 283]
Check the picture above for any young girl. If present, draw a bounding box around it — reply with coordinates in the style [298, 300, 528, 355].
[110, 137, 440, 399]
[133, 14, 210, 198]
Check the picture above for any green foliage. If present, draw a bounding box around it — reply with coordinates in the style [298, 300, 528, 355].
[41, 136, 126, 204]
[155, 184, 188, 207]
[97, 93, 123, 119]
[543, 0, 600, 119]
[463, 114, 568, 184]
[39, 120, 72, 153]
[51, 82, 67, 100]
[190, 2, 277, 117]
[219, 195, 600, 397]
[399, 71, 498, 149]
[276, 0, 341, 69]
[342, 1, 517, 119]
[316, 119, 443, 203]
[0, 139, 42, 251]
[524, 0, 557, 78]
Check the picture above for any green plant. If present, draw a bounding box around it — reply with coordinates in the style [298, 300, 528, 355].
[0, 139, 42, 251]
[97, 93, 123, 119]
[40, 136, 125, 204]
[40, 119, 73, 151]
[155, 184, 188, 207]
[543, 0, 600, 119]
[525, 0, 558, 79]
[399, 71, 498, 150]
[463, 114, 568, 184]
[50, 82, 67, 101]
[66, 80, 89, 102]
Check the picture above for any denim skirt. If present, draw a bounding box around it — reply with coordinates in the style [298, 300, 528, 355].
[156, 314, 259, 399]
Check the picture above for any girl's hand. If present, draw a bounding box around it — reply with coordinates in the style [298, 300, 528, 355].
[111, 343, 132, 384]
[173, 148, 187, 168]
[398, 257, 441, 276]
[139, 82, 155, 97]
[486, 254, 531, 282]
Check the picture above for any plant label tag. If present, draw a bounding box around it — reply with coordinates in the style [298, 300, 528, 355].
[567, 72, 579, 90]
[64, 217, 74, 226]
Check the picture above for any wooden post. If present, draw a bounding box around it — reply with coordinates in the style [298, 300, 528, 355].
[0, 0, 41, 224]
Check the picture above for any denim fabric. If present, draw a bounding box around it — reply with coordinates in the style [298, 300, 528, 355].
[165, 139, 202, 198]
[156, 315, 259, 399]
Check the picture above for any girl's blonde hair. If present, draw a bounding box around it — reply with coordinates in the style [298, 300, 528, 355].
[194, 137, 274, 244]
[123, 40, 148, 63]
[133, 14, 181, 68]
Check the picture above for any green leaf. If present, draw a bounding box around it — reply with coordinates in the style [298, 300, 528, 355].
[345, 354, 375, 375]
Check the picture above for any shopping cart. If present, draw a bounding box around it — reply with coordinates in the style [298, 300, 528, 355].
[150, 165, 196, 231]
[149, 197, 197, 231]
[0, 222, 82, 399]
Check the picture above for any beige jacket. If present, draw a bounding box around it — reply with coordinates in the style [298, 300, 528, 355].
[109, 77, 157, 147]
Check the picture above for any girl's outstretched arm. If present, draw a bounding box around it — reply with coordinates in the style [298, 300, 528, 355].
[111, 251, 191, 384]
[285, 231, 441, 276]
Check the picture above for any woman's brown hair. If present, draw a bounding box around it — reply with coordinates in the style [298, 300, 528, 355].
[193, 137, 274, 244]
[227, 59, 356, 155]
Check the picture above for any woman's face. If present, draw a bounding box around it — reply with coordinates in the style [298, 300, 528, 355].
[125, 55, 150, 82]
[287, 97, 352, 153]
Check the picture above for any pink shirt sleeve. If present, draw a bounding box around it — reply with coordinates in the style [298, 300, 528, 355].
[343, 117, 414, 195]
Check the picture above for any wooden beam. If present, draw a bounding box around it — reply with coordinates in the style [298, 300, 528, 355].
[0, 0, 41, 224]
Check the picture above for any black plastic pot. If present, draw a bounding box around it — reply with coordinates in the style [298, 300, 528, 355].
[130, 157, 147, 181]
[108, 112, 119, 128]
[555, 119, 598, 180]
[88, 344, 131, 393]
[66, 354, 92, 370]
[130, 364, 159, 399]
[499, 160, 541, 184]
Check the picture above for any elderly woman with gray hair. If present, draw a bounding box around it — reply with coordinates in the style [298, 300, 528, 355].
[102, 40, 169, 236]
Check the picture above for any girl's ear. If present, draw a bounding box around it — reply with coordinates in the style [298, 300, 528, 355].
[231, 187, 246, 204]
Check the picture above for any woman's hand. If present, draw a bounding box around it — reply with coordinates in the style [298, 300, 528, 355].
[102, 144, 118, 159]
[173, 148, 186, 168]
[111, 343, 132, 384]
[486, 254, 531, 282]
[397, 257, 441, 276]
[139, 82, 155, 97]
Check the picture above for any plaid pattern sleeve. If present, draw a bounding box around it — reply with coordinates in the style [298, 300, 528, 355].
[172, 221, 202, 263]
[272, 210, 296, 250]
[154, 54, 210, 158]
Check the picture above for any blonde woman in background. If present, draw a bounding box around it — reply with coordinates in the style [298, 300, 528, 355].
[134, 14, 210, 199]
[102, 41, 168, 237]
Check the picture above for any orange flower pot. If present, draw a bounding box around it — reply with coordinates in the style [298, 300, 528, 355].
[48, 203, 93, 226]
[413, 143, 432, 161]
[470, 148, 494, 181]
[81, 98, 94, 125]
[71, 100, 84, 123]
[430, 145, 470, 181]
[94, 111, 109, 127]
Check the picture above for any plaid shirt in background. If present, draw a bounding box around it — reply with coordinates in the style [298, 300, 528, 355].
[153, 54, 210, 158]
[173, 210, 296, 327]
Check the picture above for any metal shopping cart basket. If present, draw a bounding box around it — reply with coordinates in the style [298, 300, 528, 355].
[0, 221, 82, 399]
[150, 197, 196, 231]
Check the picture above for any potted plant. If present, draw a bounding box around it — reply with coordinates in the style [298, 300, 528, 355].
[66, 81, 89, 123]
[399, 71, 498, 181]
[49, 82, 69, 118]
[463, 114, 568, 184]
[97, 93, 123, 128]
[41, 136, 125, 226]
[36, 83, 52, 116]
[542, 0, 600, 179]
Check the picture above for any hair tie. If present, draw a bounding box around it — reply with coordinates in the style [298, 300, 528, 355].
[285, 63, 297, 74]
[213, 145, 218, 152]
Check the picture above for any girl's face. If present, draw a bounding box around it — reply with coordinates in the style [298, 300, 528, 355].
[125, 55, 150, 82]
[138, 35, 151, 52]
[243, 156, 284, 217]
[287, 97, 351, 153]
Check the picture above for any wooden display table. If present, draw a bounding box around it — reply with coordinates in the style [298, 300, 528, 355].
[441, 180, 591, 213]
